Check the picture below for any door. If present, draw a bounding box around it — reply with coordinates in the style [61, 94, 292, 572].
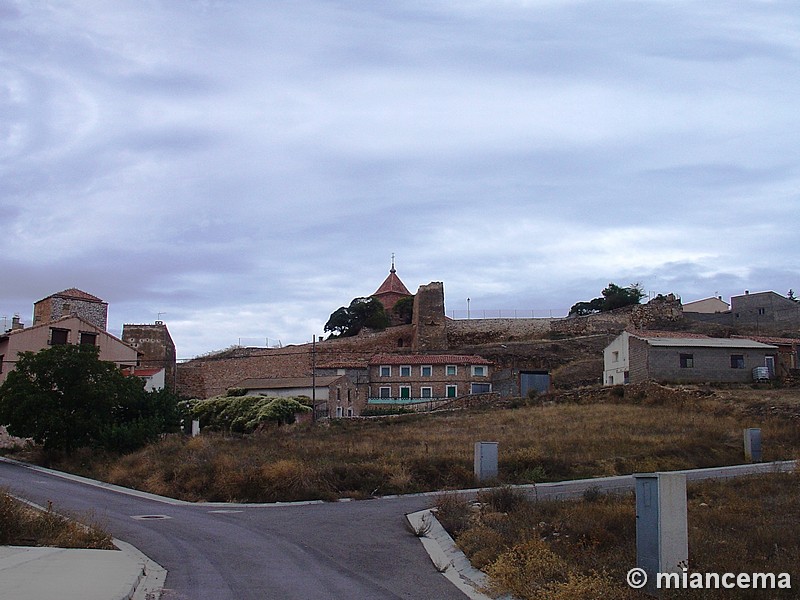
[520, 371, 550, 396]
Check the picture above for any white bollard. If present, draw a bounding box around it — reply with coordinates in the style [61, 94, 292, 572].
[635, 472, 688, 595]
[191, 419, 200, 437]
[474, 441, 499, 483]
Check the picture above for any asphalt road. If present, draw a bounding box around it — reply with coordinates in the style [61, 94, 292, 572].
[3, 457, 794, 599]
[0, 459, 467, 600]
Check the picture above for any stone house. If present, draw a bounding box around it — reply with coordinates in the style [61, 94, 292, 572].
[685, 290, 800, 335]
[730, 291, 800, 331]
[0, 315, 139, 384]
[122, 321, 177, 391]
[33, 288, 108, 330]
[604, 330, 778, 385]
[366, 354, 493, 409]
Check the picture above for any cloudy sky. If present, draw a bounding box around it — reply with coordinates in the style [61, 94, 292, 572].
[2, 1, 799, 359]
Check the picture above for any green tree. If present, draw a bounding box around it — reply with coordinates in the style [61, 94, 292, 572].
[324, 296, 389, 337]
[0, 345, 179, 452]
[393, 295, 415, 324]
[569, 282, 645, 316]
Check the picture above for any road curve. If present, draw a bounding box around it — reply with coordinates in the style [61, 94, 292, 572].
[0, 458, 467, 600]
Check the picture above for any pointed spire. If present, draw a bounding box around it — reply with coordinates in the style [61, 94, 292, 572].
[390, 253, 396, 273]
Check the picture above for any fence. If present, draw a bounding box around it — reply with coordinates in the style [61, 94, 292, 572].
[447, 309, 568, 320]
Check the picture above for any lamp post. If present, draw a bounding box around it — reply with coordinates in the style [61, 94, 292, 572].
[467, 297, 471, 320]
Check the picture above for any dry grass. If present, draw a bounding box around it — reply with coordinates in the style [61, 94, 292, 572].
[18, 384, 800, 503]
[0, 489, 114, 549]
[446, 472, 800, 599]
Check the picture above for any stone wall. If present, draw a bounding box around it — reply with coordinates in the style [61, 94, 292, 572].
[412, 282, 448, 352]
[446, 318, 554, 347]
[176, 326, 414, 399]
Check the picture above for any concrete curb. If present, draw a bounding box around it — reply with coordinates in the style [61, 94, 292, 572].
[114, 540, 167, 600]
[406, 509, 501, 600]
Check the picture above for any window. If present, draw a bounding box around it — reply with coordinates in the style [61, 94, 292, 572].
[379, 386, 391, 398]
[399, 386, 411, 399]
[471, 383, 491, 394]
[80, 332, 97, 346]
[446, 365, 457, 376]
[335, 406, 343, 418]
[730, 354, 745, 369]
[420, 365, 432, 377]
[346, 408, 353, 417]
[380, 365, 391, 377]
[420, 387, 432, 398]
[400, 365, 411, 377]
[679, 353, 694, 368]
[471, 365, 487, 377]
[50, 328, 69, 345]
[446, 385, 458, 398]
[758, 307, 766, 315]
[612, 351, 619, 363]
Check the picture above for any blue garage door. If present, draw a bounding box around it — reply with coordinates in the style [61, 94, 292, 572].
[520, 371, 550, 395]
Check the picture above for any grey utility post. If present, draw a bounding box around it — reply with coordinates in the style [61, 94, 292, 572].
[474, 442, 498, 483]
[635, 472, 688, 595]
[744, 428, 762, 462]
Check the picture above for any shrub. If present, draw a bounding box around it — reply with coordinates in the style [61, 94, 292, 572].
[485, 537, 569, 599]
[435, 493, 472, 537]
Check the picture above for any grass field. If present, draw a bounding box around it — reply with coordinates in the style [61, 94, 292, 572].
[18, 383, 800, 503]
[438, 471, 799, 599]
[0, 489, 114, 549]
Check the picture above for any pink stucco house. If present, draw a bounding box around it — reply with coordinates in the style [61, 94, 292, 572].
[0, 315, 139, 385]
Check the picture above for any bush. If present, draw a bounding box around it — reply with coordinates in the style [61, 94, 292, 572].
[190, 394, 311, 432]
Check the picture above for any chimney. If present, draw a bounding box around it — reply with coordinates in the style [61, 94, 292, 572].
[11, 315, 24, 330]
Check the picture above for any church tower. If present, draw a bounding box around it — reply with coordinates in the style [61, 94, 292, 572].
[372, 256, 412, 319]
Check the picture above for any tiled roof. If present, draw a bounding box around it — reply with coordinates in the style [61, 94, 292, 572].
[44, 288, 105, 303]
[627, 329, 712, 339]
[236, 376, 343, 389]
[130, 368, 164, 377]
[369, 353, 492, 365]
[373, 268, 411, 297]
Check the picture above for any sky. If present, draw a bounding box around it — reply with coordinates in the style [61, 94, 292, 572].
[2, 1, 799, 359]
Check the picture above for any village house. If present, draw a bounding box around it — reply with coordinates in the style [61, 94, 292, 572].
[682, 296, 730, 314]
[235, 375, 359, 419]
[124, 367, 167, 392]
[0, 315, 139, 385]
[365, 353, 493, 411]
[604, 330, 779, 386]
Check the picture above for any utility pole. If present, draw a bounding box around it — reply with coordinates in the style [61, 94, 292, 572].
[311, 334, 317, 422]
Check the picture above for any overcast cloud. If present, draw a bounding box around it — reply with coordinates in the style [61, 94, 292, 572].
[2, 0, 799, 358]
